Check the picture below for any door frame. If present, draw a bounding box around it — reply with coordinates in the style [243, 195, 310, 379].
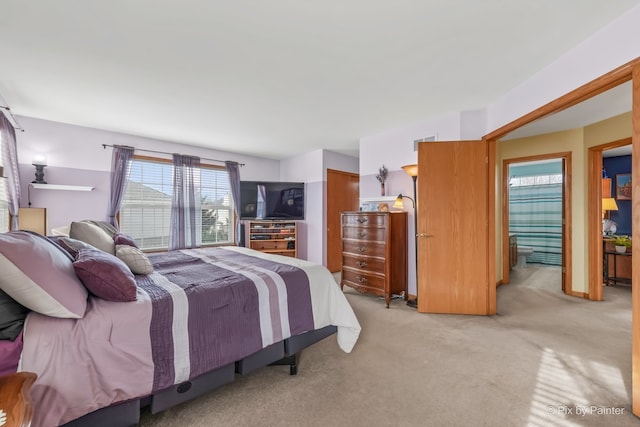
[587, 137, 632, 301]
[501, 153, 571, 294]
[483, 57, 640, 415]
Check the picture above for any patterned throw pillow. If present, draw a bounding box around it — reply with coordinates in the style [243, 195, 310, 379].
[115, 245, 154, 275]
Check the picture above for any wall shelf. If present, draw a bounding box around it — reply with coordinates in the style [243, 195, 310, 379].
[359, 196, 398, 203]
[30, 183, 94, 191]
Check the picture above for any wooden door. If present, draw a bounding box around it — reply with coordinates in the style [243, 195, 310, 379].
[417, 140, 491, 314]
[326, 169, 359, 272]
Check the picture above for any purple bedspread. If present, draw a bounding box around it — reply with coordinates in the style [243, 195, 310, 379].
[20, 247, 316, 427]
[143, 248, 314, 390]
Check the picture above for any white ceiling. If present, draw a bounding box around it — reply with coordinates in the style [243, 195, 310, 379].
[1, 1, 639, 160]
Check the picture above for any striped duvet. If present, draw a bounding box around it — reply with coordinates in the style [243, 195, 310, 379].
[20, 246, 361, 427]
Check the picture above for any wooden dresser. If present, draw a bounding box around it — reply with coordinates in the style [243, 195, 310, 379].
[340, 211, 407, 307]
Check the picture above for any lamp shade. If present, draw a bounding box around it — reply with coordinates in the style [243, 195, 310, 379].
[401, 164, 418, 177]
[32, 154, 47, 166]
[393, 195, 404, 209]
[602, 198, 619, 211]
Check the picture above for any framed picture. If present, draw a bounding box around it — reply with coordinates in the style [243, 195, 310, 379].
[616, 173, 632, 200]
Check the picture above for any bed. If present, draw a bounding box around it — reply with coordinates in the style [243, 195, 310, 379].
[0, 226, 361, 427]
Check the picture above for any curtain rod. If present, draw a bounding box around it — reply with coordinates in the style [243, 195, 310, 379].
[101, 144, 245, 166]
[0, 105, 25, 132]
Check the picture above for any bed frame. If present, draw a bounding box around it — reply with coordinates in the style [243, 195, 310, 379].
[62, 325, 337, 427]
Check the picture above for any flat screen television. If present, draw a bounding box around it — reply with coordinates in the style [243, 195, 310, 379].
[239, 181, 305, 220]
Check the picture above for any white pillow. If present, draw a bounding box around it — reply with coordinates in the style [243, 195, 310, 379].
[0, 231, 88, 318]
[69, 221, 115, 254]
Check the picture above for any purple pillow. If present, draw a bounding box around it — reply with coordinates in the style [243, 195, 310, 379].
[73, 248, 137, 302]
[48, 236, 96, 260]
[113, 232, 139, 248]
[0, 231, 88, 318]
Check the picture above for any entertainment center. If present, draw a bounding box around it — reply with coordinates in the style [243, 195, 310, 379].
[245, 220, 298, 258]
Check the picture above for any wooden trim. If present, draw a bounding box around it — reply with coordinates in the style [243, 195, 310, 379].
[567, 290, 589, 299]
[563, 154, 573, 296]
[487, 139, 497, 314]
[501, 156, 511, 285]
[587, 137, 631, 302]
[484, 58, 640, 141]
[132, 154, 225, 169]
[632, 62, 640, 417]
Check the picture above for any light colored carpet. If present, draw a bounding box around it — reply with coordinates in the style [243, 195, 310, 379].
[139, 265, 637, 426]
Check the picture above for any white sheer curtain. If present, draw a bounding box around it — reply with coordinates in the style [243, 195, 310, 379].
[169, 154, 201, 250]
[225, 161, 241, 245]
[106, 145, 134, 228]
[0, 113, 21, 230]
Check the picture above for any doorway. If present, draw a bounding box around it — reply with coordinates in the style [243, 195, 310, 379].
[588, 137, 632, 300]
[502, 154, 570, 294]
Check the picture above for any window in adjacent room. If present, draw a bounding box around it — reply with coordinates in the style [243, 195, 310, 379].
[119, 156, 234, 250]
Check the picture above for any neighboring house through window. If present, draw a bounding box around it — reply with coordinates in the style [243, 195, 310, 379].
[119, 156, 234, 250]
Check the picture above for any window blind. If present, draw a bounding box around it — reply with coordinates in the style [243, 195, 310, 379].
[119, 157, 234, 250]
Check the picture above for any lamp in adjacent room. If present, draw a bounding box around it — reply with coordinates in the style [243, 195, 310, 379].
[602, 197, 618, 218]
[400, 163, 419, 309]
[32, 154, 47, 184]
[602, 197, 619, 235]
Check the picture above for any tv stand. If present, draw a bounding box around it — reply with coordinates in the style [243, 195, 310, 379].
[246, 220, 297, 258]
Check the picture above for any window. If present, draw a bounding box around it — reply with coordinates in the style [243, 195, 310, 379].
[119, 157, 234, 250]
[509, 173, 563, 187]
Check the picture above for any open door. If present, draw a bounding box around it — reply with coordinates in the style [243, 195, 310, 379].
[417, 140, 492, 314]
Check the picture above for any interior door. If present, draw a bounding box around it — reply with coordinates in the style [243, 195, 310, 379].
[417, 140, 491, 314]
[326, 169, 359, 272]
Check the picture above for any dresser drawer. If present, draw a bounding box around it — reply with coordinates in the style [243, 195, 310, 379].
[342, 255, 386, 274]
[342, 268, 385, 292]
[342, 240, 386, 257]
[341, 213, 387, 228]
[342, 226, 386, 242]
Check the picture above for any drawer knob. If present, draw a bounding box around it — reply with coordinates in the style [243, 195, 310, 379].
[357, 246, 367, 253]
[357, 276, 368, 284]
[356, 217, 368, 223]
[356, 261, 368, 268]
[357, 232, 367, 238]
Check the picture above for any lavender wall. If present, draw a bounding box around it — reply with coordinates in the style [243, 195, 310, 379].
[19, 164, 110, 230]
[13, 116, 359, 265]
[14, 116, 283, 235]
[280, 149, 358, 265]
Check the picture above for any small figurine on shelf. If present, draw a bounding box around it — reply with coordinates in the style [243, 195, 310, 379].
[376, 165, 388, 196]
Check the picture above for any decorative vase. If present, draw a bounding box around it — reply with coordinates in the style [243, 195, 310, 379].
[380, 182, 386, 196]
[615, 245, 627, 254]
